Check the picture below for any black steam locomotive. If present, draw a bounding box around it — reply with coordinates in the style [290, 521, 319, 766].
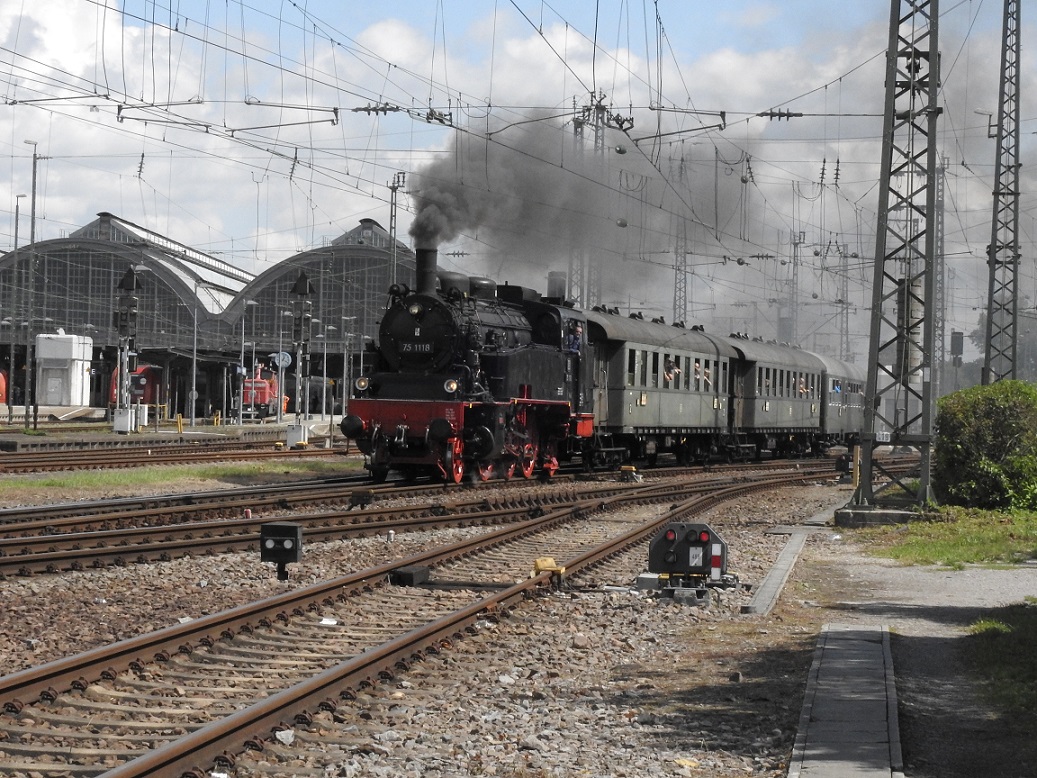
[340, 246, 864, 482]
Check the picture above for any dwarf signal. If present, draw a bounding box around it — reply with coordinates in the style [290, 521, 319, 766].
[642, 522, 736, 599]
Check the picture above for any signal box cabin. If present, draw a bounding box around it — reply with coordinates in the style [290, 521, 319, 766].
[36, 333, 92, 407]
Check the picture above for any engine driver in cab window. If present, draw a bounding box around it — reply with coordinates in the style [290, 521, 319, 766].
[565, 321, 583, 353]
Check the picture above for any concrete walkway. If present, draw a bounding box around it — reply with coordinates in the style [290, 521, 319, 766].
[743, 496, 903, 777]
[788, 624, 903, 777]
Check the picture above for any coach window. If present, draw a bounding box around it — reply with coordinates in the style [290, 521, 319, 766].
[640, 350, 649, 386]
[627, 349, 636, 386]
[651, 352, 660, 387]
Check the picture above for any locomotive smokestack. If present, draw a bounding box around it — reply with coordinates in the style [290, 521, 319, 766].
[416, 245, 439, 295]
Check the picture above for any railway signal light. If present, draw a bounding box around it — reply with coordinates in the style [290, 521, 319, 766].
[260, 521, 303, 580]
[645, 522, 731, 594]
[114, 294, 138, 337]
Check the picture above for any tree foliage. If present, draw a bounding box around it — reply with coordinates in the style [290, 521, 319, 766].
[934, 380, 1037, 509]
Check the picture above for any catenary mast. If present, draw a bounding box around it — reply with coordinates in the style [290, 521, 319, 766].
[982, 0, 1022, 384]
[852, 0, 941, 506]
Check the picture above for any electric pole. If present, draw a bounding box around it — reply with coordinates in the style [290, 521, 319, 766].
[389, 172, 405, 288]
[853, 0, 941, 506]
[982, 0, 1021, 384]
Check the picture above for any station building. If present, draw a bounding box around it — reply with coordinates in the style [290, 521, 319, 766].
[0, 212, 414, 422]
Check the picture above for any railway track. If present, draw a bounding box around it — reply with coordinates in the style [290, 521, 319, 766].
[0, 456, 846, 529]
[0, 469, 812, 777]
[0, 456, 920, 578]
[0, 442, 340, 473]
[0, 468, 802, 577]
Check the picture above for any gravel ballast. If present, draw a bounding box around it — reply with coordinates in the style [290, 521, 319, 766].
[3, 479, 1037, 776]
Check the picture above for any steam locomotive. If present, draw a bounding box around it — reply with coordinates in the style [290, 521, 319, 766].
[340, 245, 865, 482]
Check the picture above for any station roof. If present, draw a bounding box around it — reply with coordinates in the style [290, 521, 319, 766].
[70, 213, 254, 315]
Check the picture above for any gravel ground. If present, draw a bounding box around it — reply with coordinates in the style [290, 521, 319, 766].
[2, 477, 1037, 776]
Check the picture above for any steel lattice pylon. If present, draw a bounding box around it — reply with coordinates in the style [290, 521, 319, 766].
[934, 159, 947, 398]
[674, 219, 688, 325]
[982, 0, 1022, 384]
[853, 0, 941, 506]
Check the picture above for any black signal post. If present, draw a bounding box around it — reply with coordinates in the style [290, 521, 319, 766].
[289, 272, 315, 444]
[113, 267, 141, 433]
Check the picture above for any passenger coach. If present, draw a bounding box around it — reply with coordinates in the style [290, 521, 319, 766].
[584, 309, 739, 465]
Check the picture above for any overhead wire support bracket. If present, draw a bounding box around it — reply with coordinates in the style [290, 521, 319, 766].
[633, 106, 725, 145]
[7, 93, 111, 106]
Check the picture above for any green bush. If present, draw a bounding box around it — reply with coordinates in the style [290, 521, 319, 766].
[934, 380, 1037, 509]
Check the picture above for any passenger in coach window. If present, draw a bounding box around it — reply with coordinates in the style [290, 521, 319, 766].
[664, 358, 680, 382]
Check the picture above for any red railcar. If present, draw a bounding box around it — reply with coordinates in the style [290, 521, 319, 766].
[242, 368, 286, 418]
[109, 365, 162, 407]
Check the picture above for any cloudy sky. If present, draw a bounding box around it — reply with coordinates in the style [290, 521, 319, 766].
[0, 1, 1032, 360]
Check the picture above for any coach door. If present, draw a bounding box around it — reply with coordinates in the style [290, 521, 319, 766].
[732, 359, 755, 429]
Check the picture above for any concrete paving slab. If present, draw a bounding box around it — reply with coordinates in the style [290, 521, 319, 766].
[789, 623, 903, 778]
[810, 698, 889, 721]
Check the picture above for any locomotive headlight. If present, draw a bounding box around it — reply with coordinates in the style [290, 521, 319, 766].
[407, 302, 424, 318]
[355, 376, 371, 391]
[443, 378, 460, 394]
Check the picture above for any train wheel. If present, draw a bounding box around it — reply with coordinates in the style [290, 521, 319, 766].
[445, 440, 465, 484]
[501, 459, 517, 480]
[542, 455, 558, 478]
[520, 445, 536, 479]
[370, 466, 389, 483]
[477, 461, 494, 481]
